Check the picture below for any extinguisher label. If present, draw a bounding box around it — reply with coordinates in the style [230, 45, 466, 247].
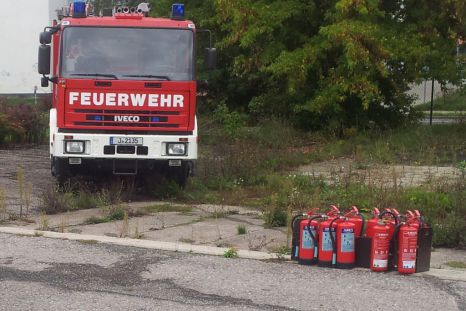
[302, 226, 316, 249]
[340, 229, 355, 253]
[373, 232, 389, 268]
[373, 259, 388, 268]
[322, 228, 335, 252]
[401, 231, 417, 264]
[402, 261, 416, 269]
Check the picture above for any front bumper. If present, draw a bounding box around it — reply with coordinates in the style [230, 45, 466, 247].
[51, 132, 198, 160]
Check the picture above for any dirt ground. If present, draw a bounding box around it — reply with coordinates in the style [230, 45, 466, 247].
[0, 145, 52, 215]
[297, 158, 462, 188]
[0, 145, 462, 217]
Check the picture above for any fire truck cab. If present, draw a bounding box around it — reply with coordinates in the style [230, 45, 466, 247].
[38, 1, 216, 186]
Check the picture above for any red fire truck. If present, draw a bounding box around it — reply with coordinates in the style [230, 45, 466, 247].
[38, 1, 216, 186]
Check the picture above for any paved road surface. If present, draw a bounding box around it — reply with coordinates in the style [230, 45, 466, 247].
[0, 233, 465, 311]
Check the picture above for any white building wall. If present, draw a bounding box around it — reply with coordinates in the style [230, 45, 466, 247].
[0, 0, 71, 94]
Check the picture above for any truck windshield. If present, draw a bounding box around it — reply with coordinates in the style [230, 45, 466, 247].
[61, 27, 194, 81]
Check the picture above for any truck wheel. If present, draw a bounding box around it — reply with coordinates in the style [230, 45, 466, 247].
[52, 157, 70, 187]
[170, 162, 190, 188]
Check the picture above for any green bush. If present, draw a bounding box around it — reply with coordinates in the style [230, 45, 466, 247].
[0, 96, 50, 145]
[263, 205, 288, 228]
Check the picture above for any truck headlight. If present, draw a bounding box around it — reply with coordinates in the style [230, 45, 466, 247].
[65, 141, 85, 154]
[167, 143, 186, 156]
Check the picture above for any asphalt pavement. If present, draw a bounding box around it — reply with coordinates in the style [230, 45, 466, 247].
[0, 233, 465, 311]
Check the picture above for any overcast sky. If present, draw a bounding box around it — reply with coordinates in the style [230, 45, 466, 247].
[0, 0, 71, 94]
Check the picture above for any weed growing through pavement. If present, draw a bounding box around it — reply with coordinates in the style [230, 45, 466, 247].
[85, 206, 126, 225]
[118, 211, 129, 238]
[446, 261, 466, 269]
[0, 186, 6, 222]
[39, 212, 49, 231]
[34, 231, 44, 237]
[58, 216, 68, 233]
[16, 167, 25, 218]
[237, 224, 247, 235]
[223, 247, 238, 258]
[133, 221, 144, 239]
[24, 182, 32, 216]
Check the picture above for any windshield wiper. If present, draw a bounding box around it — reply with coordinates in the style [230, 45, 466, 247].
[122, 75, 171, 81]
[71, 73, 119, 80]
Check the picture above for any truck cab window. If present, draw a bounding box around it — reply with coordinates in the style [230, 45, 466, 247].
[61, 27, 194, 81]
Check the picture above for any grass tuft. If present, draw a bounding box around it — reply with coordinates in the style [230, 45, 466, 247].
[224, 247, 238, 258]
[445, 261, 466, 269]
[237, 224, 247, 235]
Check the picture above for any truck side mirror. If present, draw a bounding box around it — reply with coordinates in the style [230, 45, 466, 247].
[39, 31, 52, 44]
[41, 76, 49, 87]
[38, 45, 51, 75]
[205, 48, 217, 70]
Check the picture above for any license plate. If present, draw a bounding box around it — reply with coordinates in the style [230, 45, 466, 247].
[69, 158, 82, 165]
[110, 137, 143, 145]
[169, 160, 182, 167]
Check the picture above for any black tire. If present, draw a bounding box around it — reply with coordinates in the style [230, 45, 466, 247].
[168, 162, 190, 188]
[52, 157, 71, 187]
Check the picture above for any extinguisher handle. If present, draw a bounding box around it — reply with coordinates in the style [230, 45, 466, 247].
[379, 211, 399, 226]
[328, 216, 342, 264]
[327, 205, 340, 216]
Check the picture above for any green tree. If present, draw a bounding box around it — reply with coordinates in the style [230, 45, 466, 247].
[204, 0, 466, 131]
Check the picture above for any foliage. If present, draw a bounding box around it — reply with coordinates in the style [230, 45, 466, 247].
[143, 0, 466, 131]
[0, 96, 50, 146]
[85, 207, 126, 224]
[237, 224, 247, 235]
[316, 123, 466, 165]
[172, 122, 465, 247]
[263, 205, 288, 228]
[223, 247, 238, 258]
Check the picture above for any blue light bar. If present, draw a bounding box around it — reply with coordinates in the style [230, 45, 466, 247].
[73, 1, 87, 18]
[171, 4, 185, 20]
[93, 116, 103, 121]
[151, 117, 161, 122]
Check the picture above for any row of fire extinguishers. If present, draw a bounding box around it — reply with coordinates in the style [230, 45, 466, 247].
[291, 205, 432, 274]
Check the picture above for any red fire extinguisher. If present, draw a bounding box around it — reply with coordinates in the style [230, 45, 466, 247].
[365, 208, 380, 237]
[291, 209, 319, 260]
[343, 206, 365, 238]
[318, 216, 338, 267]
[394, 218, 419, 274]
[298, 215, 322, 265]
[329, 216, 356, 269]
[317, 205, 343, 267]
[369, 219, 391, 272]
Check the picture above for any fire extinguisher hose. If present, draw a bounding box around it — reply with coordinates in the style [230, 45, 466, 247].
[358, 213, 365, 236]
[291, 214, 305, 228]
[329, 216, 342, 266]
[307, 215, 322, 247]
